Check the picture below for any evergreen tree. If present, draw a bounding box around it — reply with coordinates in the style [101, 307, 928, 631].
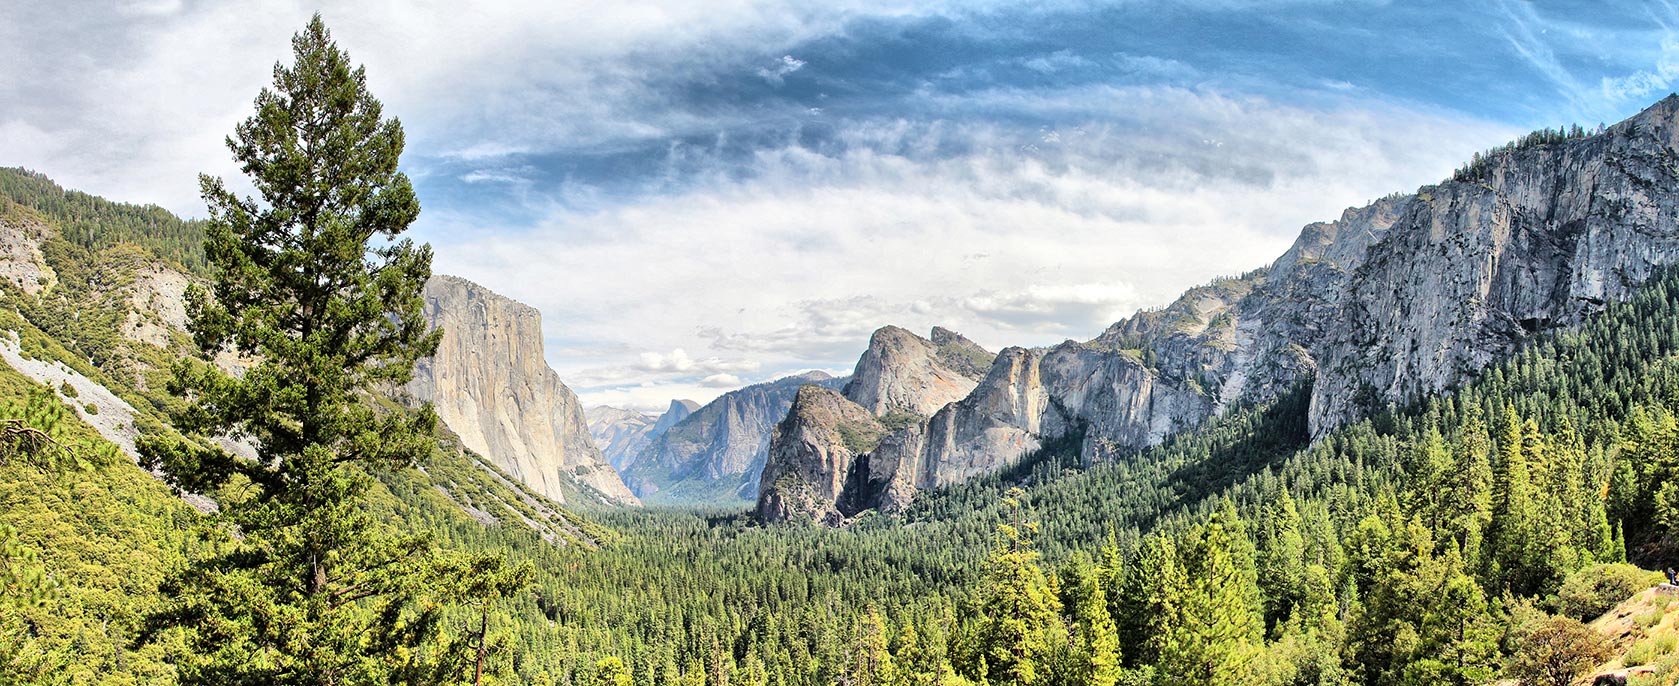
[1486, 407, 1538, 594]
[1161, 502, 1263, 685]
[1058, 554, 1121, 686]
[1113, 533, 1183, 668]
[851, 605, 897, 686]
[1445, 407, 1494, 562]
[1256, 491, 1307, 631]
[969, 490, 1063, 685]
[137, 15, 511, 685]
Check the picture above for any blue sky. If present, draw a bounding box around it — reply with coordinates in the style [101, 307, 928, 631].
[5, 0, 1679, 410]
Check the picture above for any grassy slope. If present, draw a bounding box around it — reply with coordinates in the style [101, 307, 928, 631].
[1585, 586, 1679, 684]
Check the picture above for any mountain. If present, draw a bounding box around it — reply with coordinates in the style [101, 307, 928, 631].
[406, 274, 640, 507]
[758, 95, 1679, 525]
[756, 326, 1004, 522]
[623, 370, 845, 504]
[841, 325, 994, 416]
[587, 399, 698, 472]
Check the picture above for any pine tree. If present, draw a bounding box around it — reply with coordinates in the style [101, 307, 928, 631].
[852, 605, 897, 686]
[1486, 406, 1537, 593]
[1, 522, 61, 682]
[1256, 491, 1306, 631]
[969, 490, 1063, 685]
[136, 15, 504, 685]
[1161, 502, 1263, 685]
[1445, 407, 1494, 562]
[1059, 555, 1122, 686]
[1113, 533, 1183, 668]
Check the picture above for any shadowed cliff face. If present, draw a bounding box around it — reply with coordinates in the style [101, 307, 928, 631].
[757, 95, 1679, 525]
[756, 385, 884, 525]
[406, 275, 640, 507]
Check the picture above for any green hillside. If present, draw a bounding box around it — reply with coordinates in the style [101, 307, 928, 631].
[0, 172, 616, 684]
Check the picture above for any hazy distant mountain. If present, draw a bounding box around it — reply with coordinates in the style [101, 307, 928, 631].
[587, 399, 698, 472]
[622, 371, 845, 505]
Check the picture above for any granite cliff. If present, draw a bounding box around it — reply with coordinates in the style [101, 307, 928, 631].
[406, 275, 639, 507]
[758, 95, 1679, 524]
[756, 327, 1207, 522]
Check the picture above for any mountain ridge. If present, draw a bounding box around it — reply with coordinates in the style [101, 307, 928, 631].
[755, 94, 1679, 525]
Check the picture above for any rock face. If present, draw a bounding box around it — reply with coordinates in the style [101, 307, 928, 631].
[0, 218, 55, 296]
[406, 275, 639, 507]
[758, 95, 1679, 524]
[757, 385, 885, 525]
[757, 332, 1209, 522]
[123, 265, 190, 348]
[624, 371, 846, 503]
[587, 399, 698, 472]
[842, 326, 993, 416]
[1308, 103, 1679, 431]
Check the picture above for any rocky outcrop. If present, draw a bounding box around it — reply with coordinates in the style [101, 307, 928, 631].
[759, 95, 1679, 524]
[651, 398, 700, 435]
[842, 326, 993, 416]
[0, 218, 55, 296]
[763, 340, 1212, 521]
[1079, 97, 1679, 437]
[406, 275, 639, 506]
[756, 385, 884, 524]
[625, 371, 845, 503]
[587, 399, 697, 472]
[123, 265, 190, 348]
[1308, 100, 1679, 431]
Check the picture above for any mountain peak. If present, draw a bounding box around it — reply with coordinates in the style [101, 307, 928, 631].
[842, 324, 993, 417]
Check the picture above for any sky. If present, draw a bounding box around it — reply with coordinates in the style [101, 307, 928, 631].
[5, 1, 1679, 412]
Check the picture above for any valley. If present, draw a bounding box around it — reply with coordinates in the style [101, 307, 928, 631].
[7, 10, 1679, 686]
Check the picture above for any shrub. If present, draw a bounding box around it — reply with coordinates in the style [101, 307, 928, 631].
[1554, 563, 1664, 621]
[1626, 634, 1677, 666]
[57, 380, 76, 398]
[1506, 615, 1611, 686]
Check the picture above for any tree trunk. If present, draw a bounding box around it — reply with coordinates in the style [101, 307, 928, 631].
[474, 610, 488, 686]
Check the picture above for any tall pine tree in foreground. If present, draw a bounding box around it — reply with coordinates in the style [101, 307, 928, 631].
[139, 15, 518, 685]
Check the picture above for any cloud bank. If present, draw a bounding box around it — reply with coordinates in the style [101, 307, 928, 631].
[5, 1, 1679, 410]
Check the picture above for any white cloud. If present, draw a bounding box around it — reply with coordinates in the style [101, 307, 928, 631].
[0, 1, 1575, 411]
[1602, 36, 1679, 104]
[638, 349, 697, 372]
[0, 0, 968, 214]
[757, 55, 808, 84]
[702, 373, 744, 387]
[426, 88, 1516, 407]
